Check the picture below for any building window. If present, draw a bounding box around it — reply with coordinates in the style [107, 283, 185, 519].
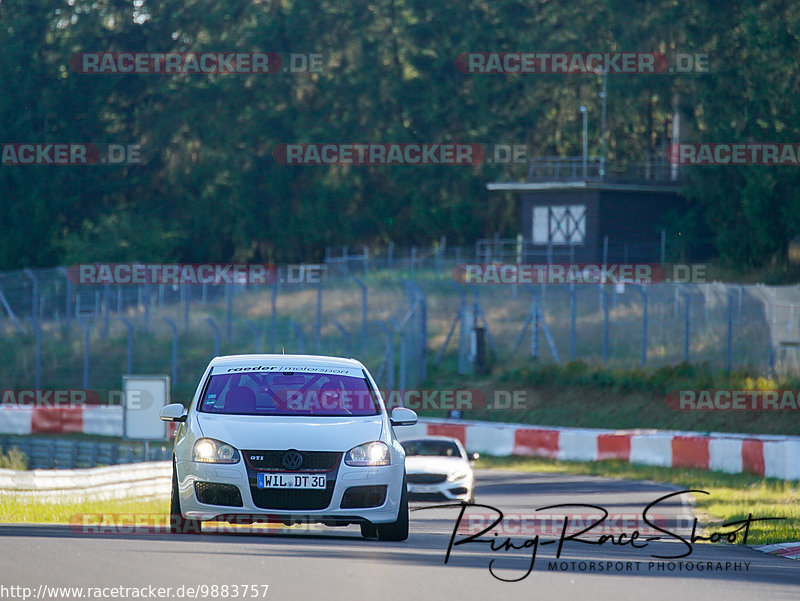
[532, 205, 586, 245]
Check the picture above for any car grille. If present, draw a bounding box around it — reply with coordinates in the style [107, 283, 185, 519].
[340, 485, 387, 509]
[407, 473, 447, 484]
[243, 450, 342, 472]
[194, 482, 244, 507]
[250, 483, 336, 510]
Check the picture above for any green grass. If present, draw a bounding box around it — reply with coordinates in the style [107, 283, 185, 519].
[475, 455, 800, 545]
[0, 496, 168, 524]
[422, 362, 800, 436]
[0, 448, 27, 470]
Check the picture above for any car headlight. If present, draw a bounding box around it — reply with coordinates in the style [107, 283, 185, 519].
[447, 470, 469, 481]
[345, 441, 390, 466]
[192, 438, 240, 464]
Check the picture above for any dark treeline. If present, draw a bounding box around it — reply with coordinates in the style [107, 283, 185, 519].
[0, 0, 798, 269]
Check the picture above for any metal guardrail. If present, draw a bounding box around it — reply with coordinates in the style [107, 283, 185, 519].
[0, 461, 171, 502]
[0, 436, 172, 470]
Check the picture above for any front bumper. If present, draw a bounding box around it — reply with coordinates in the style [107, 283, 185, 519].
[406, 473, 474, 502]
[175, 458, 405, 524]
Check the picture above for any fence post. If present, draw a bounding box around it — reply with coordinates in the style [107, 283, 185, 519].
[315, 279, 322, 353]
[24, 268, 39, 319]
[682, 290, 690, 362]
[246, 320, 261, 353]
[399, 332, 407, 391]
[206, 318, 220, 357]
[58, 267, 72, 330]
[120, 317, 134, 373]
[102, 284, 111, 340]
[29, 318, 41, 390]
[602, 288, 609, 363]
[225, 285, 233, 341]
[80, 319, 91, 389]
[163, 317, 178, 387]
[531, 294, 540, 359]
[726, 292, 734, 372]
[271, 281, 279, 351]
[353, 277, 368, 358]
[635, 285, 648, 366]
[376, 321, 394, 389]
[290, 321, 306, 353]
[182, 284, 190, 333]
[334, 321, 351, 356]
[569, 287, 576, 360]
[143, 284, 150, 333]
[660, 229, 666, 264]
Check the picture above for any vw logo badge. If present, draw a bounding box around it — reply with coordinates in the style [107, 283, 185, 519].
[282, 450, 303, 470]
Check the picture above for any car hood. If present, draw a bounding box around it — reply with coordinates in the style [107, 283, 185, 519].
[195, 413, 385, 451]
[405, 456, 469, 474]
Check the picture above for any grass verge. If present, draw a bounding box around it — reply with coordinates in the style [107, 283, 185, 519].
[0, 496, 168, 524]
[475, 455, 800, 546]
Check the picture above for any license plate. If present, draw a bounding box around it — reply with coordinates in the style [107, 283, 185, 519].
[257, 473, 326, 489]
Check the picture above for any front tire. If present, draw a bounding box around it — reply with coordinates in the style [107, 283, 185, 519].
[170, 459, 202, 534]
[374, 474, 409, 541]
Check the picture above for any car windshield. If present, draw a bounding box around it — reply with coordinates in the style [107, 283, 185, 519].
[198, 372, 380, 416]
[402, 440, 462, 458]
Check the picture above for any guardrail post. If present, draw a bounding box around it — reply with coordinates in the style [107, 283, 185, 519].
[163, 317, 178, 386]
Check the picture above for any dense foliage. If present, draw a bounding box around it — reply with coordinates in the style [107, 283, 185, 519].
[1, 0, 798, 268]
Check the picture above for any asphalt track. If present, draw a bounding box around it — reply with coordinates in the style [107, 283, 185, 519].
[1, 470, 798, 601]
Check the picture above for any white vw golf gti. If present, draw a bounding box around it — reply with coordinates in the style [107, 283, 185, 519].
[160, 354, 418, 540]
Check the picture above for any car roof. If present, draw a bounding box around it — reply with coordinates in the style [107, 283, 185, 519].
[209, 354, 366, 370]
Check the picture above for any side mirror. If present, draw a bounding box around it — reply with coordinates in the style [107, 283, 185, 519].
[390, 407, 418, 426]
[159, 403, 187, 422]
[469, 452, 480, 462]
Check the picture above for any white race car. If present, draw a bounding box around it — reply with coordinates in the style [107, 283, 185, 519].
[400, 436, 477, 503]
[159, 354, 418, 540]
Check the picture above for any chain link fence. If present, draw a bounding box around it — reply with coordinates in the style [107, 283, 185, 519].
[0, 248, 793, 408]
